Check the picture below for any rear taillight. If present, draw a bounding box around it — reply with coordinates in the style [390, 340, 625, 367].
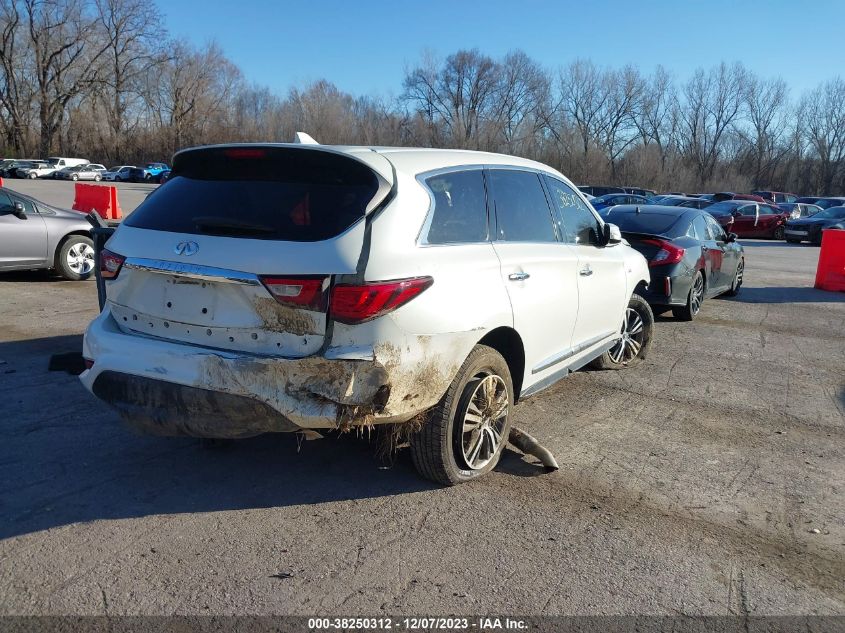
[260, 276, 327, 310]
[329, 277, 433, 324]
[642, 239, 685, 267]
[100, 249, 125, 279]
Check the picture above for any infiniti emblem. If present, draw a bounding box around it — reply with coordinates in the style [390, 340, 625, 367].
[175, 240, 199, 256]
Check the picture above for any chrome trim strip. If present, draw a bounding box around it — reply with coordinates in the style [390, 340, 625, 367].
[123, 258, 261, 285]
[531, 330, 618, 374]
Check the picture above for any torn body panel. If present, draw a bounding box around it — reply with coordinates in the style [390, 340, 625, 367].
[81, 307, 481, 437]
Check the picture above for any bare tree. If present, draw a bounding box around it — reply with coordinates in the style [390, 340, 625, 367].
[738, 76, 789, 188]
[800, 78, 845, 194]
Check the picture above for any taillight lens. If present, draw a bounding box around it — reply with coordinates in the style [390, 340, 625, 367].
[100, 249, 125, 279]
[330, 277, 433, 324]
[260, 276, 327, 310]
[642, 239, 685, 267]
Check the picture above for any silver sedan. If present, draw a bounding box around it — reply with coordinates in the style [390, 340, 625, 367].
[0, 188, 95, 280]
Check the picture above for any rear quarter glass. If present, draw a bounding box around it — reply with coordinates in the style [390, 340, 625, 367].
[124, 147, 380, 242]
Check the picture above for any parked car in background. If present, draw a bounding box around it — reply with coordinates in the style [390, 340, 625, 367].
[46, 157, 89, 175]
[56, 164, 107, 181]
[703, 202, 738, 231]
[128, 162, 169, 182]
[578, 185, 626, 197]
[751, 191, 798, 204]
[0, 159, 38, 177]
[777, 202, 822, 219]
[706, 200, 788, 239]
[0, 187, 95, 280]
[784, 206, 845, 244]
[21, 162, 60, 179]
[796, 196, 845, 210]
[656, 196, 712, 209]
[600, 205, 744, 320]
[103, 166, 136, 182]
[712, 192, 767, 203]
[621, 187, 657, 198]
[591, 193, 649, 210]
[11, 161, 48, 178]
[158, 169, 171, 184]
[80, 142, 654, 485]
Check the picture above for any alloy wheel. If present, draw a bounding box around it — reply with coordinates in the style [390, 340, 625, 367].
[608, 307, 646, 364]
[460, 374, 509, 470]
[733, 260, 744, 292]
[66, 242, 94, 275]
[690, 273, 704, 316]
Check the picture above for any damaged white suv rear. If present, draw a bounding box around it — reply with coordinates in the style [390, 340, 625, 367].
[81, 143, 652, 485]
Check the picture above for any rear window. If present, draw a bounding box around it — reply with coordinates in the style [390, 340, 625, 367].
[124, 147, 380, 241]
[606, 211, 683, 236]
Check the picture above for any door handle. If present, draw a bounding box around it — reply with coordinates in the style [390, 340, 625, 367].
[579, 268, 593, 277]
[508, 272, 530, 281]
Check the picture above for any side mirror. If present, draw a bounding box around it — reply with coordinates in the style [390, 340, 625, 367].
[725, 232, 737, 243]
[12, 201, 26, 220]
[732, 210, 741, 218]
[607, 223, 623, 245]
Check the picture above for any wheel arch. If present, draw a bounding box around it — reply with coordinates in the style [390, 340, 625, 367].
[477, 326, 525, 402]
[52, 231, 93, 268]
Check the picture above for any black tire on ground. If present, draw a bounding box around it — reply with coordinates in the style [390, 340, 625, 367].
[71, 174, 78, 181]
[724, 258, 744, 297]
[673, 270, 705, 321]
[410, 344, 513, 486]
[785, 238, 801, 244]
[94, 174, 101, 181]
[55, 235, 95, 281]
[590, 293, 654, 370]
[773, 225, 786, 240]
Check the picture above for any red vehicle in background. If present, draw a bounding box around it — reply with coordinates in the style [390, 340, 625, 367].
[752, 190, 798, 204]
[705, 200, 788, 239]
[712, 192, 767, 203]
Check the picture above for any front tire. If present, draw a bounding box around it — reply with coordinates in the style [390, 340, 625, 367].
[56, 236, 95, 281]
[590, 293, 654, 370]
[410, 345, 513, 485]
[71, 174, 78, 181]
[94, 174, 101, 182]
[773, 225, 786, 240]
[673, 270, 704, 321]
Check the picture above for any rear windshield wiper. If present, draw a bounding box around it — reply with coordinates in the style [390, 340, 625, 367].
[192, 216, 275, 235]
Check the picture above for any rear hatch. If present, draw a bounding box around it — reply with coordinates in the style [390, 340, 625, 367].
[104, 145, 393, 357]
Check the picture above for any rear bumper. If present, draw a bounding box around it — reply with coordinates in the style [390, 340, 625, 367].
[639, 265, 692, 307]
[81, 308, 472, 437]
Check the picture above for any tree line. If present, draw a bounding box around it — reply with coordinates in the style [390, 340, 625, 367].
[2, 0, 845, 194]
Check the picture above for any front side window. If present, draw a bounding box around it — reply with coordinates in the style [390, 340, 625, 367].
[423, 170, 488, 244]
[488, 169, 557, 242]
[691, 215, 708, 241]
[544, 176, 601, 245]
[705, 215, 726, 241]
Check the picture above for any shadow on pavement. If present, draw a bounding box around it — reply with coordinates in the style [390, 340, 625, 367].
[728, 286, 845, 304]
[738, 240, 816, 248]
[0, 334, 437, 541]
[0, 270, 75, 283]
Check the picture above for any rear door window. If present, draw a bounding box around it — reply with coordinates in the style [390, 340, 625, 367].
[692, 215, 709, 241]
[423, 170, 488, 244]
[487, 169, 558, 242]
[544, 176, 601, 245]
[124, 148, 380, 242]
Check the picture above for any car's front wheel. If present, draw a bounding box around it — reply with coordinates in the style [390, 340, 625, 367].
[773, 225, 786, 240]
[411, 344, 513, 485]
[590, 293, 654, 370]
[71, 174, 78, 181]
[724, 259, 744, 296]
[28, 172, 37, 179]
[56, 235, 95, 281]
[94, 174, 101, 181]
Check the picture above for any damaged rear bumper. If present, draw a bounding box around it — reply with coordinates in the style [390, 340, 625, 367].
[81, 308, 471, 437]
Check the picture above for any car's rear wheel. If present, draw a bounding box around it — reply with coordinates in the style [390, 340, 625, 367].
[28, 172, 36, 179]
[410, 345, 513, 485]
[94, 174, 101, 182]
[56, 236, 95, 281]
[590, 293, 654, 370]
[71, 174, 78, 181]
[673, 270, 704, 321]
[773, 225, 786, 240]
[724, 258, 744, 296]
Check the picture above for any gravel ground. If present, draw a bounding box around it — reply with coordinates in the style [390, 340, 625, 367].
[0, 240, 842, 616]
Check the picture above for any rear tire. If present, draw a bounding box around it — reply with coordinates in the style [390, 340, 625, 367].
[94, 174, 101, 182]
[673, 270, 704, 321]
[410, 345, 513, 486]
[773, 225, 785, 240]
[724, 258, 744, 297]
[590, 293, 654, 370]
[56, 235, 95, 281]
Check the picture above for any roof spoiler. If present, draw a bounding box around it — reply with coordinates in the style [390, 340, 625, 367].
[293, 132, 319, 145]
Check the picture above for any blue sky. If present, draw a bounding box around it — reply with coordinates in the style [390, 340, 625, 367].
[160, 0, 843, 99]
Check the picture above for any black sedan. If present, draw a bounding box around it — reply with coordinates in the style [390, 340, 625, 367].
[590, 193, 649, 211]
[602, 205, 744, 320]
[783, 206, 845, 244]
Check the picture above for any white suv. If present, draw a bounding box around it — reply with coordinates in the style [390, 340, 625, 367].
[81, 143, 653, 484]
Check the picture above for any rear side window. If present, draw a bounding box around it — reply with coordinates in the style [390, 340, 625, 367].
[488, 169, 557, 242]
[691, 215, 708, 241]
[124, 147, 380, 241]
[544, 176, 601, 245]
[423, 170, 488, 244]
